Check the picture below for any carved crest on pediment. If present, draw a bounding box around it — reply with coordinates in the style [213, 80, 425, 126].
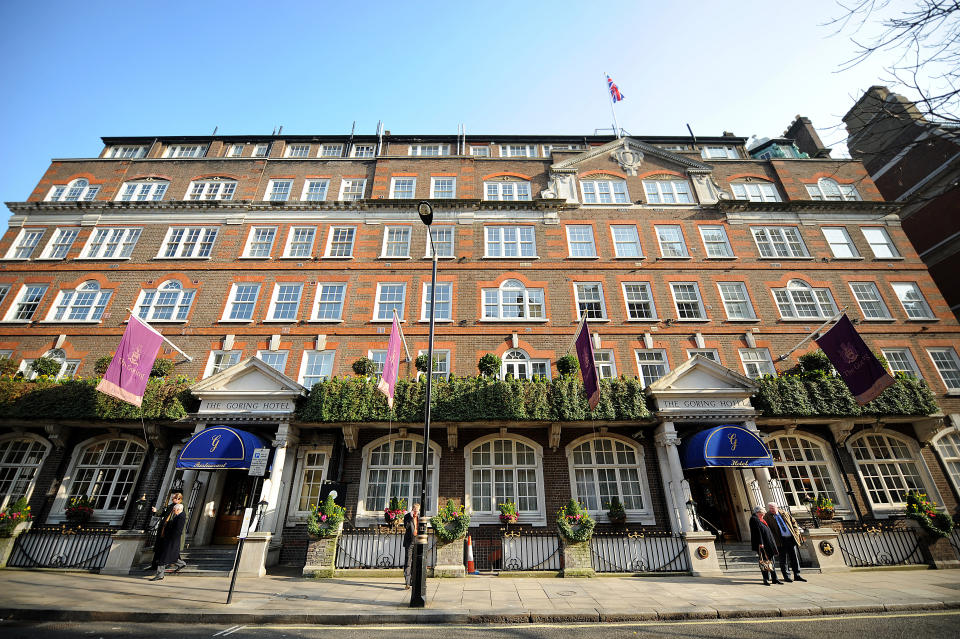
[612, 148, 644, 176]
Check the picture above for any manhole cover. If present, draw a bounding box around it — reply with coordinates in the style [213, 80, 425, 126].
[270, 593, 309, 600]
[557, 591, 577, 596]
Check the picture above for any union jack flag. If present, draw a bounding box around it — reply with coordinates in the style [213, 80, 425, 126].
[607, 75, 624, 102]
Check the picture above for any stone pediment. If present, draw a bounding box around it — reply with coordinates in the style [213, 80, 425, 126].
[190, 358, 306, 416]
[645, 356, 758, 419]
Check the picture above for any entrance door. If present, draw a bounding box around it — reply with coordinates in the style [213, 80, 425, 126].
[211, 471, 256, 545]
[686, 469, 740, 542]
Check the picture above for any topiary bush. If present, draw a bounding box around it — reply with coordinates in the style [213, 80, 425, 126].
[150, 358, 175, 378]
[30, 357, 61, 378]
[557, 354, 580, 377]
[415, 354, 429, 373]
[478, 353, 501, 377]
[352, 356, 376, 377]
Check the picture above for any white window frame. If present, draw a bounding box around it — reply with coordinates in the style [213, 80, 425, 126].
[581, 179, 629, 204]
[655, 225, 689, 258]
[928, 348, 960, 392]
[389, 177, 417, 199]
[594, 349, 617, 379]
[464, 434, 545, 526]
[373, 283, 407, 321]
[566, 434, 655, 524]
[881, 348, 922, 378]
[483, 181, 531, 201]
[430, 177, 456, 199]
[283, 226, 317, 258]
[338, 178, 366, 201]
[768, 432, 850, 514]
[3, 284, 48, 322]
[45, 282, 112, 323]
[299, 350, 335, 389]
[484, 226, 536, 258]
[320, 143, 343, 157]
[408, 144, 450, 156]
[81, 227, 142, 259]
[610, 225, 642, 258]
[739, 348, 776, 378]
[730, 182, 780, 202]
[498, 144, 538, 158]
[481, 280, 546, 322]
[134, 280, 196, 322]
[358, 435, 440, 525]
[850, 282, 892, 320]
[256, 350, 289, 374]
[862, 227, 900, 258]
[773, 280, 838, 320]
[266, 179, 293, 202]
[420, 282, 452, 322]
[351, 143, 376, 158]
[622, 282, 657, 321]
[823, 227, 860, 258]
[227, 144, 244, 158]
[687, 349, 720, 363]
[186, 179, 236, 201]
[221, 283, 261, 322]
[368, 350, 386, 379]
[669, 282, 707, 320]
[310, 283, 347, 322]
[501, 349, 551, 380]
[635, 349, 669, 386]
[289, 446, 334, 520]
[891, 282, 934, 319]
[424, 226, 454, 258]
[253, 143, 270, 157]
[574, 282, 607, 321]
[805, 178, 861, 201]
[565, 225, 598, 258]
[115, 180, 168, 202]
[701, 146, 739, 159]
[284, 143, 311, 158]
[242, 226, 277, 258]
[324, 226, 356, 258]
[158, 227, 219, 259]
[0, 433, 52, 511]
[717, 282, 757, 320]
[18, 352, 79, 381]
[848, 431, 940, 516]
[751, 226, 809, 258]
[469, 146, 490, 157]
[932, 427, 960, 498]
[416, 349, 451, 381]
[266, 283, 303, 322]
[106, 145, 147, 159]
[699, 225, 734, 258]
[164, 144, 206, 158]
[5, 228, 45, 260]
[301, 179, 329, 202]
[39, 228, 80, 260]
[643, 179, 693, 204]
[381, 226, 412, 258]
[45, 179, 100, 202]
[203, 350, 241, 378]
[0, 286, 9, 308]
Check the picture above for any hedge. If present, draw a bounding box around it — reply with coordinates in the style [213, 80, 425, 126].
[752, 372, 939, 417]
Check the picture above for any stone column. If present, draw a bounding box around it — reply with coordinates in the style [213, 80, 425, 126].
[258, 423, 298, 540]
[683, 531, 723, 577]
[752, 468, 775, 506]
[560, 538, 595, 577]
[655, 423, 692, 533]
[654, 434, 681, 534]
[433, 537, 466, 577]
[237, 531, 271, 577]
[101, 530, 148, 575]
[802, 527, 849, 573]
[303, 524, 342, 578]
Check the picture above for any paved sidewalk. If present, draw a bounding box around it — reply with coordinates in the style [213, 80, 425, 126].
[1, 567, 959, 624]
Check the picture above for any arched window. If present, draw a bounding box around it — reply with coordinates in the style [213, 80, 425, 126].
[567, 435, 654, 523]
[932, 426, 960, 497]
[848, 431, 933, 511]
[48, 281, 112, 322]
[135, 280, 196, 322]
[60, 436, 146, 523]
[0, 434, 51, 509]
[767, 433, 846, 511]
[805, 178, 860, 201]
[773, 280, 837, 319]
[46, 179, 100, 202]
[502, 349, 550, 380]
[482, 280, 545, 321]
[465, 435, 544, 524]
[358, 436, 439, 520]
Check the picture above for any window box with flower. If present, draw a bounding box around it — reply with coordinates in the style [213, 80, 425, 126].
[65, 495, 95, 526]
[0, 498, 34, 568]
[498, 501, 518, 525]
[906, 491, 954, 538]
[606, 498, 627, 525]
[384, 496, 407, 527]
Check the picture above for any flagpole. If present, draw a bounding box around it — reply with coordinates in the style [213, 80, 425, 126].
[605, 72, 621, 138]
[774, 307, 849, 363]
[392, 309, 412, 363]
[568, 314, 590, 354]
[124, 309, 193, 361]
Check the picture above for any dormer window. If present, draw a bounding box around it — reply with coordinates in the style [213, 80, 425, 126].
[164, 144, 207, 158]
[805, 178, 860, 201]
[701, 146, 739, 159]
[408, 144, 450, 156]
[731, 181, 780, 202]
[46, 179, 100, 202]
[499, 144, 538, 158]
[106, 145, 147, 159]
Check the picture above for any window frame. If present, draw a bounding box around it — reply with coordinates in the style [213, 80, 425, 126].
[484, 226, 537, 258]
[483, 181, 531, 201]
[5, 228, 45, 260]
[310, 283, 347, 322]
[256, 350, 289, 374]
[323, 226, 356, 258]
[739, 348, 776, 378]
[45, 179, 100, 202]
[610, 224, 643, 258]
[203, 350, 241, 378]
[574, 282, 607, 321]
[580, 179, 630, 205]
[430, 177, 456, 199]
[481, 280, 546, 322]
[730, 181, 780, 202]
[635, 349, 669, 386]
[698, 225, 734, 258]
[848, 431, 939, 516]
[134, 280, 196, 323]
[266, 179, 293, 202]
[186, 179, 236, 201]
[642, 179, 693, 205]
[351, 143, 376, 158]
[39, 228, 80, 260]
[768, 431, 850, 514]
[389, 177, 417, 199]
[45, 281, 112, 323]
[164, 144, 206, 158]
[338, 178, 366, 201]
[891, 282, 934, 320]
[927, 347, 960, 392]
[773, 280, 838, 320]
[420, 282, 453, 322]
[298, 350, 335, 389]
[242, 226, 278, 258]
[3, 284, 48, 322]
[424, 226, 454, 258]
[932, 427, 960, 499]
[115, 180, 169, 202]
[373, 283, 407, 322]
[622, 282, 658, 321]
[751, 226, 809, 258]
[288, 445, 334, 520]
[594, 349, 617, 379]
[358, 435, 441, 525]
[381, 226, 412, 258]
[284, 143, 311, 158]
[717, 281, 757, 321]
[655, 225, 689, 258]
[669, 282, 707, 321]
[221, 283, 261, 322]
[805, 178, 861, 201]
[320, 144, 343, 157]
[106, 145, 147, 159]
[566, 434, 655, 523]
[881, 348, 922, 378]
[282, 226, 317, 258]
[265, 282, 304, 322]
[498, 144, 538, 158]
[565, 225, 598, 258]
[501, 349, 551, 380]
[849, 281, 892, 320]
[81, 227, 142, 260]
[862, 227, 900, 259]
[823, 227, 860, 259]
[408, 144, 450, 156]
[0, 433, 52, 511]
[464, 434, 545, 526]
[416, 349, 451, 381]
[301, 178, 330, 202]
[686, 349, 720, 363]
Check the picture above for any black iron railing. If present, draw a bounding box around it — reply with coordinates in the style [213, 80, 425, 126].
[500, 528, 561, 571]
[837, 525, 924, 567]
[7, 525, 114, 570]
[948, 527, 960, 562]
[335, 526, 436, 569]
[590, 531, 688, 573]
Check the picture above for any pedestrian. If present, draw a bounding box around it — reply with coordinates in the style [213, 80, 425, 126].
[150, 503, 186, 581]
[402, 503, 420, 589]
[148, 492, 184, 572]
[749, 505, 781, 586]
[764, 502, 807, 582]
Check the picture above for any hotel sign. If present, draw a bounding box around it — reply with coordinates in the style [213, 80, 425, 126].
[657, 397, 753, 412]
[199, 398, 296, 415]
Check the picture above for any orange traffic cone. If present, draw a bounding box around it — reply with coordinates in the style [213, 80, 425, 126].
[466, 534, 477, 574]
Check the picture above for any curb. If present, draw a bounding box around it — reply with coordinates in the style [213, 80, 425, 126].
[2, 601, 959, 625]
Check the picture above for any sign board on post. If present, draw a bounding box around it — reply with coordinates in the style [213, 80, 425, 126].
[248, 448, 269, 476]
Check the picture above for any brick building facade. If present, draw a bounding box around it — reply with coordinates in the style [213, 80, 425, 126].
[1, 127, 958, 571]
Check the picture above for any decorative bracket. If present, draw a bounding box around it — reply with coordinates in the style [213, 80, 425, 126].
[446, 425, 457, 451]
[549, 423, 562, 451]
[342, 424, 358, 452]
[142, 422, 168, 449]
[272, 422, 300, 448]
[913, 416, 945, 445]
[43, 423, 69, 449]
[829, 420, 855, 445]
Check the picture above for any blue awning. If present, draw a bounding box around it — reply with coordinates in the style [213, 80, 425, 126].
[177, 426, 268, 470]
[681, 425, 773, 469]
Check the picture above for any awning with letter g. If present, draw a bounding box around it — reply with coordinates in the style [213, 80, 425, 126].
[681, 425, 773, 469]
[176, 426, 267, 470]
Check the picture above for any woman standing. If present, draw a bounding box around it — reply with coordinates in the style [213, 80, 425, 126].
[150, 503, 186, 581]
[402, 503, 420, 589]
[749, 505, 782, 585]
[149, 492, 184, 572]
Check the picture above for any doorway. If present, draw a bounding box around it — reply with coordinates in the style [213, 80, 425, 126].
[211, 471, 257, 545]
[686, 468, 740, 542]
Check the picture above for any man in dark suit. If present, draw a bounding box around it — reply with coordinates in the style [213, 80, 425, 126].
[402, 503, 420, 589]
[764, 502, 807, 582]
[150, 503, 186, 581]
[749, 505, 781, 585]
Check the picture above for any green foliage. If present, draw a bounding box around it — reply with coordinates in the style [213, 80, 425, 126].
[296, 375, 652, 423]
[430, 500, 470, 543]
[478, 353, 501, 377]
[556, 499, 595, 542]
[906, 491, 954, 538]
[415, 354, 429, 373]
[498, 500, 518, 524]
[94, 356, 112, 376]
[606, 497, 626, 522]
[30, 357, 61, 377]
[0, 497, 32, 537]
[557, 354, 580, 377]
[0, 376, 196, 421]
[307, 493, 345, 539]
[799, 350, 833, 374]
[0, 357, 17, 377]
[150, 358, 175, 378]
[352, 356, 376, 377]
[752, 373, 938, 417]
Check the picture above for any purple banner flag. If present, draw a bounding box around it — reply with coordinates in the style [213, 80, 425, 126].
[575, 319, 601, 410]
[95, 315, 164, 407]
[815, 314, 895, 405]
[377, 314, 402, 409]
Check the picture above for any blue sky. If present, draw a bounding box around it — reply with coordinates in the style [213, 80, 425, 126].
[0, 1, 914, 215]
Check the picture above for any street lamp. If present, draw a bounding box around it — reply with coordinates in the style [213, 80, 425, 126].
[411, 201, 435, 608]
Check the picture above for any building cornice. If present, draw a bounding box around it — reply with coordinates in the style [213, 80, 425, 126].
[717, 199, 901, 215]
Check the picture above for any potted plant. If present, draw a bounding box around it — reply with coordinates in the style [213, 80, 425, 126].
[384, 496, 407, 526]
[65, 495, 94, 525]
[0, 498, 33, 538]
[478, 353, 502, 377]
[307, 493, 346, 540]
[606, 497, 627, 525]
[557, 499, 595, 543]
[906, 491, 954, 538]
[813, 495, 835, 521]
[430, 499, 470, 543]
[498, 501, 518, 525]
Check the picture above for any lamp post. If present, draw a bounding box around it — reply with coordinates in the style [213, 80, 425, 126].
[410, 201, 435, 608]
